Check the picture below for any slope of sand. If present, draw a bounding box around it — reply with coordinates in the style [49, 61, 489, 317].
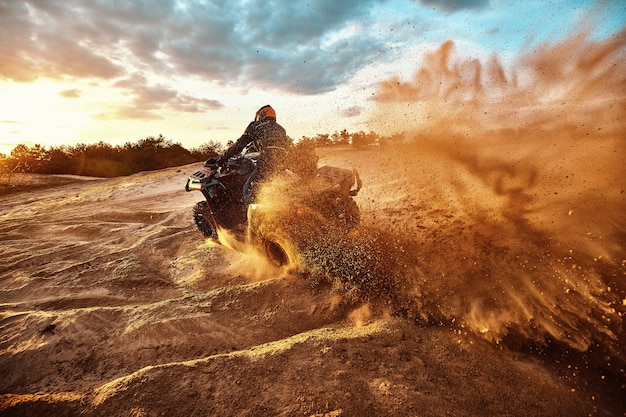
[1, 144, 624, 416]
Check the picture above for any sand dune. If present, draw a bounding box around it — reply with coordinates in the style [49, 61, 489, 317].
[0, 142, 624, 416]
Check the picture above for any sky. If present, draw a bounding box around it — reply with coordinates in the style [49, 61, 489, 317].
[0, 0, 624, 155]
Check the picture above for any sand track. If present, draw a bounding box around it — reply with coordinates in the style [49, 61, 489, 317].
[1, 147, 624, 416]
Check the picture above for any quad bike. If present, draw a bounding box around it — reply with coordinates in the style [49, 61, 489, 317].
[184, 142, 362, 266]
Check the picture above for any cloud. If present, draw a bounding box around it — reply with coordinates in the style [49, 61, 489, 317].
[93, 106, 163, 121]
[414, 0, 490, 12]
[96, 74, 224, 120]
[1, 0, 390, 95]
[0, 2, 123, 81]
[59, 89, 82, 98]
[341, 106, 364, 117]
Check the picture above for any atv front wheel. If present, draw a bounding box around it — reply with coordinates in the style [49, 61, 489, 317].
[192, 201, 218, 239]
[262, 238, 290, 267]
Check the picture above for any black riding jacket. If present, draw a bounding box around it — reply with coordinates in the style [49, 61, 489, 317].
[223, 118, 289, 160]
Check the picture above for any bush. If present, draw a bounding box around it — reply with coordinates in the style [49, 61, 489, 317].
[2, 135, 206, 178]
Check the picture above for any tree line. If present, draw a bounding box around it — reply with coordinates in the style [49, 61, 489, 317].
[0, 135, 224, 178]
[0, 130, 405, 178]
[301, 129, 405, 148]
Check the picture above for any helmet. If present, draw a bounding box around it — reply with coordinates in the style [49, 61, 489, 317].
[255, 105, 276, 122]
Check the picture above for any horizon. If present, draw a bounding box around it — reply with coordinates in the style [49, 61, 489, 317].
[1, 0, 624, 156]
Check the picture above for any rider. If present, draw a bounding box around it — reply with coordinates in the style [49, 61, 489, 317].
[220, 104, 290, 204]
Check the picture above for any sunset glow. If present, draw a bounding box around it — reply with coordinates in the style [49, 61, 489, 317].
[1, 0, 624, 155]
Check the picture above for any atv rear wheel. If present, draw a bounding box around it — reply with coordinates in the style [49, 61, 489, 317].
[193, 201, 218, 239]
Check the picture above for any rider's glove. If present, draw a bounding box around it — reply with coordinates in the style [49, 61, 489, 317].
[204, 156, 221, 169]
[217, 156, 228, 171]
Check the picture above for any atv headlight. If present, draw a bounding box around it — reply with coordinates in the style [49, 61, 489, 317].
[185, 177, 202, 191]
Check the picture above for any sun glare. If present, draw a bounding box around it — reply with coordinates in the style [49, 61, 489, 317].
[0, 79, 116, 154]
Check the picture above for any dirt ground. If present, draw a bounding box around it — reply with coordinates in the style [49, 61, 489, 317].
[0, 138, 624, 416]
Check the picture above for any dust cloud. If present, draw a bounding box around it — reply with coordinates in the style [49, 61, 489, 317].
[212, 227, 287, 282]
[202, 29, 625, 371]
[355, 30, 625, 360]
